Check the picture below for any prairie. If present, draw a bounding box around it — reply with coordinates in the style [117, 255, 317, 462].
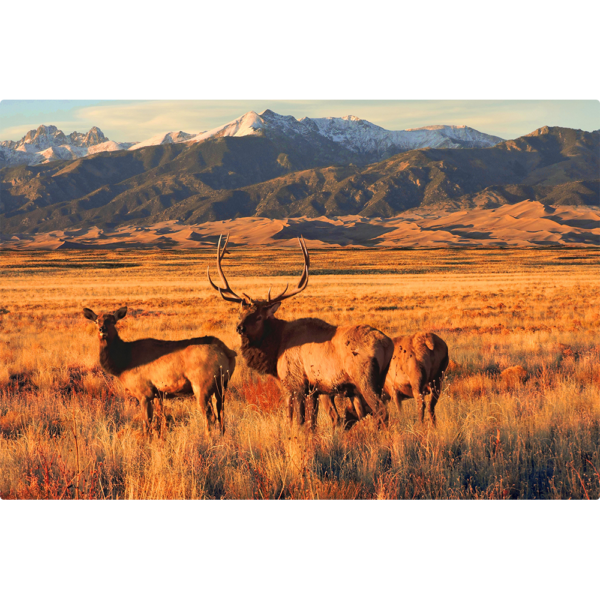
[0, 246, 598, 499]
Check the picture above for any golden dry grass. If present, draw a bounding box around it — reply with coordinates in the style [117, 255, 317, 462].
[0, 246, 599, 499]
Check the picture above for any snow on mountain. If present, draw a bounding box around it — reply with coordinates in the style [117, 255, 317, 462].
[183, 109, 504, 158]
[186, 111, 264, 144]
[282, 111, 503, 153]
[87, 140, 133, 154]
[405, 124, 504, 146]
[0, 125, 131, 166]
[38, 145, 88, 162]
[128, 131, 196, 151]
[0, 111, 505, 169]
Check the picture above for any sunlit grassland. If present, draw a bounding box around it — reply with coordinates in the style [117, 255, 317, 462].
[0, 247, 599, 499]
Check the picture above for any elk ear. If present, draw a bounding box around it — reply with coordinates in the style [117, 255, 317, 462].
[266, 302, 281, 317]
[114, 306, 127, 321]
[83, 308, 97, 322]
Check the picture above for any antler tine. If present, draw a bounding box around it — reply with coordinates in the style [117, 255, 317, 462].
[267, 236, 310, 305]
[299, 235, 310, 268]
[206, 233, 246, 304]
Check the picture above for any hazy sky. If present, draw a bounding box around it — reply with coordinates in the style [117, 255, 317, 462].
[0, 100, 598, 143]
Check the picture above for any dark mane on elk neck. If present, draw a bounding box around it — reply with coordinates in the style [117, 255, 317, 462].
[99, 333, 132, 376]
[239, 318, 284, 377]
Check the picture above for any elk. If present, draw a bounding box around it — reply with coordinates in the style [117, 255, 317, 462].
[83, 306, 236, 436]
[342, 332, 449, 428]
[207, 234, 394, 429]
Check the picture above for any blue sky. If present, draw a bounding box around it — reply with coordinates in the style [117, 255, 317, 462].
[0, 100, 598, 143]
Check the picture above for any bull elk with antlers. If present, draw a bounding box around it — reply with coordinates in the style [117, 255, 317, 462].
[207, 234, 394, 428]
[83, 307, 236, 436]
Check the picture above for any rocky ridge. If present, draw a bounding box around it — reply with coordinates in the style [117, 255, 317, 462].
[0, 125, 134, 167]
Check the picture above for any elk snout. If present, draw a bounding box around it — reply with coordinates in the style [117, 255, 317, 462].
[236, 324, 245, 334]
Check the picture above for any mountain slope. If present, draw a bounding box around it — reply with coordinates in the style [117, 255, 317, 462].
[0, 126, 597, 235]
[137, 126, 599, 223]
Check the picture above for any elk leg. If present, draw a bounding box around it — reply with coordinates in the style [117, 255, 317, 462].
[357, 389, 388, 429]
[154, 393, 166, 438]
[343, 396, 372, 430]
[320, 394, 341, 427]
[214, 389, 225, 435]
[343, 396, 360, 430]
[286, 393, 294, 424]
[393, 391, 405, 417]
[212, 369, 227, 435]
[139, 395, 154, 436]
[296, 393, 306, 426]
[420, 397, 426, 423]
[353, 395, 370, 420]
[283, 387, 301, 427]
[355, 360, 389, 428]
[307, 393, 318, 431]
[193, 385, 213, 435]
[219, 371, 230, 435]
[428, 377, 443, 427]
[283, 388, 294, 427]
[411, 369, 427, 424]
[428, 360, 447, 426]
[210, 395, 220, 429]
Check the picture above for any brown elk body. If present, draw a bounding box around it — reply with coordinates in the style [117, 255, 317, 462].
[207, 235, 394, 428]
[83, 307, 236, 435]
[341, 332, 449, 428]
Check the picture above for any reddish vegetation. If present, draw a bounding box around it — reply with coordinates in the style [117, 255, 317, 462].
[241, 377, 284, 414]
[3, 444, 103, 500]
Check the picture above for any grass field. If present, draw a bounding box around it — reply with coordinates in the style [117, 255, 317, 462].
[0, 246, 599, 499]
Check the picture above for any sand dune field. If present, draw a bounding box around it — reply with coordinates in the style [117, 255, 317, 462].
[2, 201, 599, 250]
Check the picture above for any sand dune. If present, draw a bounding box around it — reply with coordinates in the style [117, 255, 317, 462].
[2, 201, 599, 250]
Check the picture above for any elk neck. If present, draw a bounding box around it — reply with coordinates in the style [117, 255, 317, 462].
[99, 331, 132, 376]
[239, 317, 284, 378]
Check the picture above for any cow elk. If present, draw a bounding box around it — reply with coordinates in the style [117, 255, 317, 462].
[83, 306, 236, 436]
[343, 332, 449, 428]
[207, 234, 394, 429]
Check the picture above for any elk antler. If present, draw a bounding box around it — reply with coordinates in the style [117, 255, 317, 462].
[267, 236, 310, 305]
[206, 234, 247, 304]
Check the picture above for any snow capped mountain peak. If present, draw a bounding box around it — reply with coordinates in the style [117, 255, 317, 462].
[129, 130, 196, 151]
[82, 126, 108, 146]
[187, 111, 266, 144]
[404, 124, 503, 146]
[0, 124, 130, 166]
[18, 124, 68, 150]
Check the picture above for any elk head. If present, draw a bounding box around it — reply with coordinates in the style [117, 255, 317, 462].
[83, 306, 127, 342]
[207, 234, 310, 343]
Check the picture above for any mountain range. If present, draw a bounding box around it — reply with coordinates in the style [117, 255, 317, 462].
[0, 125, 135, 166]
[0, 110, 598, 238]
[0, 110, 503, 168]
